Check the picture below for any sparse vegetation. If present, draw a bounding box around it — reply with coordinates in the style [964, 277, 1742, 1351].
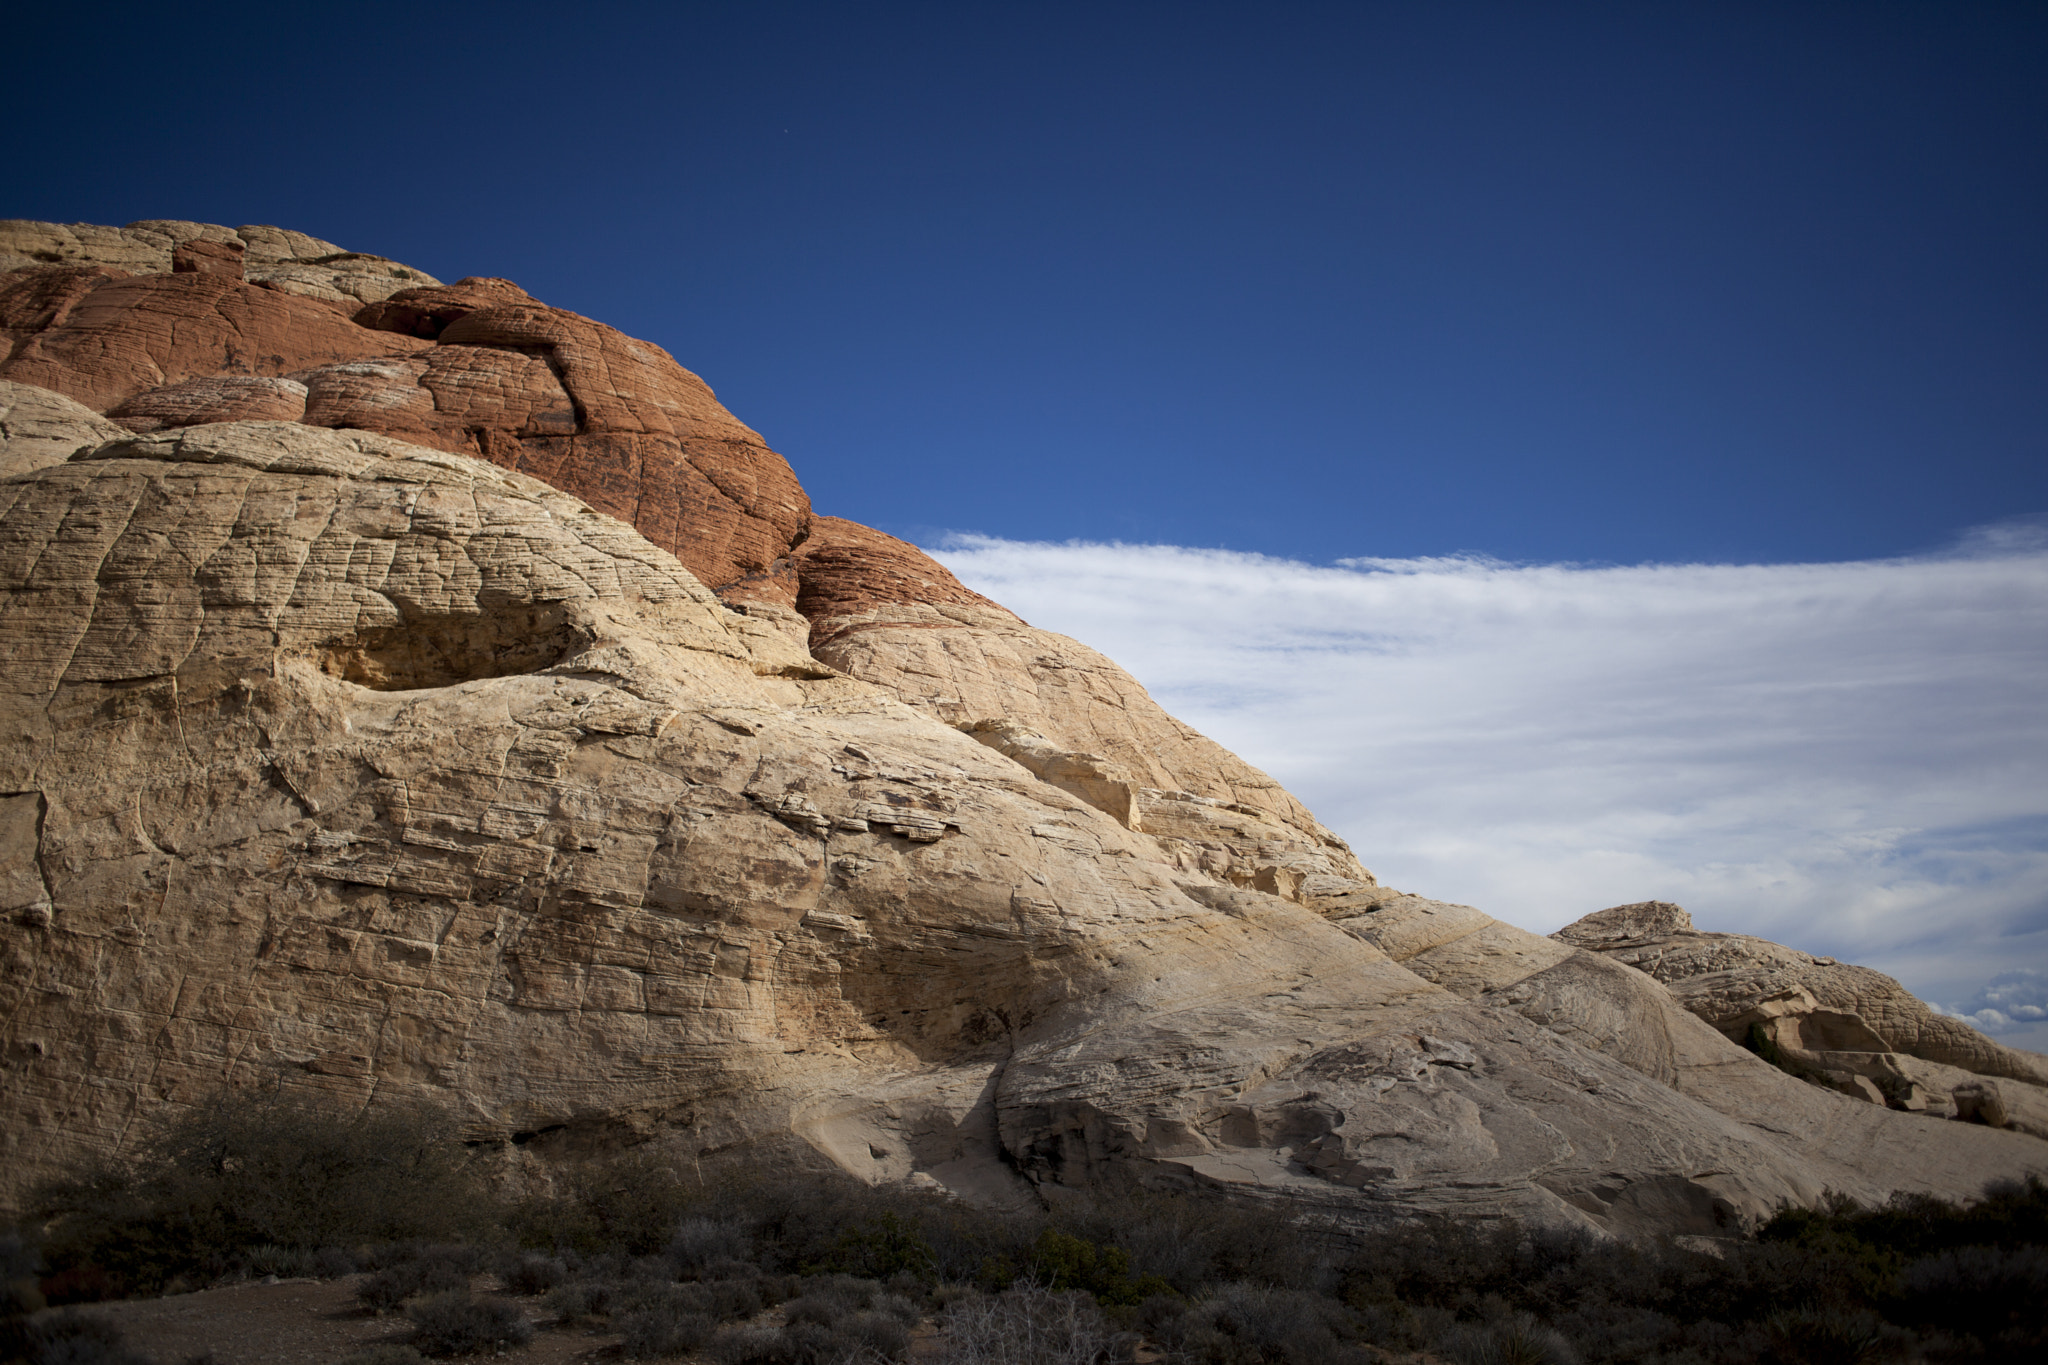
[26, 1089, 486, 1302]
[5, 1090, 2045, 1364]
[402, 1291, 534, 1357]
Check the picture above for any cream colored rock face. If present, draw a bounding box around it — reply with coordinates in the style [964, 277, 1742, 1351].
[0, 220, 440, 305]
[813, 603, 1373, 896]
[1555, 901, 2048, 1136]
[1, 417, 2043, 1235]
[0, 380, 129, 479]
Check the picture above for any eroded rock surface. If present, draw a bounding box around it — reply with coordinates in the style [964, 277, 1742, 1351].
[2, 219, 2043, 1235]
[2, 418, 2042, 1238]
[0, 380, 126, 479]
[1, 223, 811, 595]
[793, 516, 1372, 899]
[1556, 901, 2048, 1137]
[0, 220, 439, 305]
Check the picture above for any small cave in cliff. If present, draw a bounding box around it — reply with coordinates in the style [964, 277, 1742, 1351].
[317, 604, 586, 691]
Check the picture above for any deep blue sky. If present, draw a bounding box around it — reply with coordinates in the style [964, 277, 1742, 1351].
[11, 1, 2045, 566]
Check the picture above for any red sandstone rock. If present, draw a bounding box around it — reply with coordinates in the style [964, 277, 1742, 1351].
[0, 229, 813, 597]
[107, 375, 308, 431]
[340, 281, 812, 590]
[794, 516, 1018, 646]
[170, 238, 245, 280]
[0, 266, 132, 355]
[352, 276, 535, 339]
[0, 269, 429, 411]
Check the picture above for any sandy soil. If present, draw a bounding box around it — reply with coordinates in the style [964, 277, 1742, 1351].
[43, 1276, 617, 1365]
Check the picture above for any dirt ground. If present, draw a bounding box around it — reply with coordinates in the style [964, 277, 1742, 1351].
[52, 1276, 632, 1365]
[51, 1275, 1442, 1365]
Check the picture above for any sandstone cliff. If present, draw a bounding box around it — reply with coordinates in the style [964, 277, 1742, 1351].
[2, 221, 2042, 1237]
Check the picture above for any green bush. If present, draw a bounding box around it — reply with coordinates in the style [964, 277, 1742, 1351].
[803, 1212, 937, 1280]
[1024, 1230, 1172, 1306]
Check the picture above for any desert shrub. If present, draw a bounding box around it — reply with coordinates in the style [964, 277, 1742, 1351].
[1758, 1177, 2048, 1266]
[783, 1293, 851, 1328]
[935, 1285, 1114, 1365]
[617, 1302, 717, 1357]
[1343, 1217, 1531, 1316]
[540, 1279, 614, 1323]
[312, 1247, 362, 1278]
[511, 1147, 705, 1256]
[1054, 1189, 1327, 1296]
[404, 1291, 534, 1356]
[497, 1253, 566, 1295]
[236, 1244, 322, 1279]
[1758, 1308, 1895, 1365]
[670, 1216, 754, 1275]
[30, 1089, 492, 1298]
[1439, 1314, 1579, 1365]
[1895, 1244, 2048, 1342]
[838, 1310, 912, 1359]
[16, 1309, 153, 1365]
[1156, 1283, 1372, 1365]
[705, 1324, 780, 1364]
[1016, 1230, 1171, 1307]
[357, 1248, 477, 1312]
[609, 1275, 772, 1325]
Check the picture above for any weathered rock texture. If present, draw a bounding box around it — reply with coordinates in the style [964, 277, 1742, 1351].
[2, 417, 2042, 1238]
[1556, 902, 2048, 1138]
[1, 219, 2043, 1236]
[793, 516, 1372, 899]
[0, 220, 438, 305]
[1, 223, 811, 596]
[0, 380, 126, 479]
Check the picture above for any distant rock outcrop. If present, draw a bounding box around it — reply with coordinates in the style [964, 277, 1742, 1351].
[2, 221, 2042, 1236]
[1556, 901, 2048, 1138]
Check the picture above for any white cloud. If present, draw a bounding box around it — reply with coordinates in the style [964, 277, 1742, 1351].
[931, 532, 2048, 1050]
[1940, 970, 2048, 1036]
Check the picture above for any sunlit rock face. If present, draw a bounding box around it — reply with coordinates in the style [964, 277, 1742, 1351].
[1555, 901, 2048, 1138]
[2, 223, 2044, 1235]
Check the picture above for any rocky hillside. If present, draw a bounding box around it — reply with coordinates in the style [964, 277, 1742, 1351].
[2, 219, 2042, 1235]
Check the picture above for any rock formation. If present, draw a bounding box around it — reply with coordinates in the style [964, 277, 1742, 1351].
[1556, 901, 2048, 1138]
[2, 220, 2043, 1237]
[0, 222, 810, 596]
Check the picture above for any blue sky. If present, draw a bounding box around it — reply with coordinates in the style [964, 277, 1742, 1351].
[13, 1, 2044, 565]
[10, 1, 2045, 1041]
